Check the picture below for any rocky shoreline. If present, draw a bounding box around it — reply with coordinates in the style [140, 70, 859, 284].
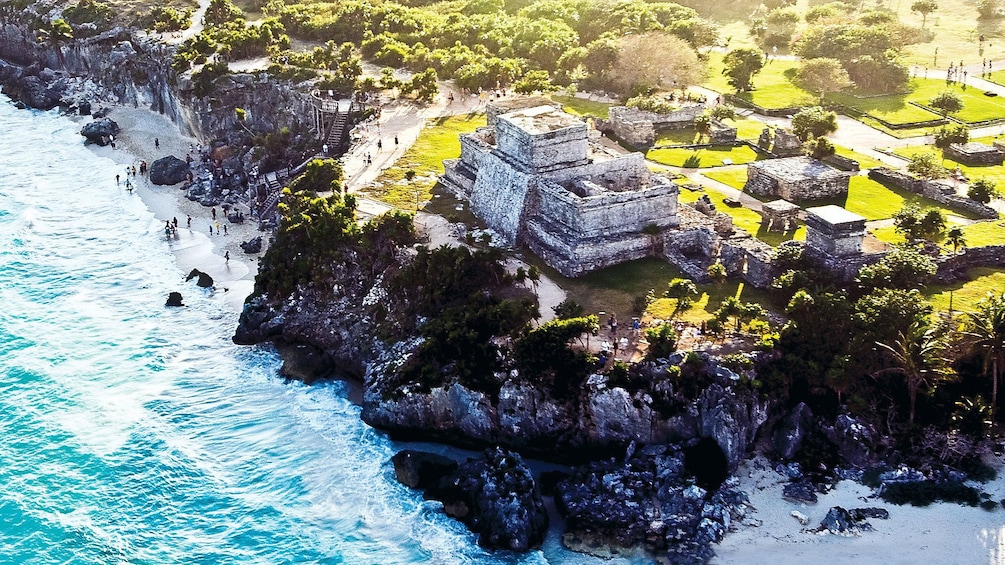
[5, 14, 1005, 565]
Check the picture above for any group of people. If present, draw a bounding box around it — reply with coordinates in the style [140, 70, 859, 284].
[597, 313, 643, 367]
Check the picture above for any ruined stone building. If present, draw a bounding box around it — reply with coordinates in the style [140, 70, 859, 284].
[441, 103, 681, 276]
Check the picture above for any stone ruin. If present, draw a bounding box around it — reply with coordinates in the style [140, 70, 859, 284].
[760, 199, 801, 232]
[945, 142, 1004, 166]
[439, 101, 893, 287]
[745, 156, 851, 201]
[605, 104, 706, 148]
[757, 127, 802, 157]
[441, 103, 680, 276]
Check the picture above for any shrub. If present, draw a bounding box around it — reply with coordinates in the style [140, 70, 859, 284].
[934, 124, 969, 148]
[879, 481, 980, 507]
[645, 323, 679, 360]
[968, 178, 1000, 204]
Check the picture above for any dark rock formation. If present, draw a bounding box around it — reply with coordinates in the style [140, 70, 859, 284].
[165, 291, 184, 307]
[150, 156, 190, 185]
[555, 443, 750, 564]
[80, 117, 119, 145]
[233, 295, 285, 344]
[821, 414, 881, 468]
[782, 480, 818, 504]
[184, 268, 213, 288]
[78, 100, 91, 115]
[810, 506, 888, 536]
[425, 447, 548, 552]
[773, 402, 813, 460]
[391, 450, 458, 490]
[275, 343, 332, 383]
[240, 236, 262, 254]
[7, 74, 60, 110]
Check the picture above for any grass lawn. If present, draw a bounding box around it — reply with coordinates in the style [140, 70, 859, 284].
[704, 54, 816, 110]
[871, 217, 1005, 246]
[926, 267, 1005, 313]
[647, 281, 779, 326]
[833, 146, 886, 170]
[655, 118, 767, 145]
[647, 144, 763, 168]
[827, 89, 942, 126]
[829, 79, 1005, 127]
[702, 166, 748, 190]
[551, 95, 612, 119]
[907, 79, 1005, 124]
[365, 113, 486, 208]
[821, 175, 950, 221]
[893, 145, 1005, 188]
[680, 182, 806, 246]
[523, 253, 779, 328]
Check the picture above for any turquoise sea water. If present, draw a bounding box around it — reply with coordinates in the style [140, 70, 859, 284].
[0, 96, 606, 565]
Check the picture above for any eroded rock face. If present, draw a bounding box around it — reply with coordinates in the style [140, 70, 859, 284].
[555, 444, 751, 564]
[150, 156, 190, 185]
[184, 268, 213, 288]
[425, 447, 548, 552]
[774, 402, 813, 460]
[391, 450, 458, 490]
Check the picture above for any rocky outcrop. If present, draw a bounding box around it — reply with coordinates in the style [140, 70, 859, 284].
[391, 450, 458, 490]
[275, 342, 332, 383]
[809, 506, 889, 536]
[240, 236, 263, 254]
[773, 402, 813, 460]
[555, 443, 752, 564]
[149, 156, 189, 185]
[80, 117, 119, 145]
[184, 268, 213, 288]
[424, 447, 548, 551]
[165, 291, 184, 307]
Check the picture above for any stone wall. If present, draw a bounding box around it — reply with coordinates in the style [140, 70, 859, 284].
[935, 244, 1005, 282]
[468, 151, 537, 245]
[607, 104, 705, 148]
[868, 168, 998, 219]
[945, 142, 1003, 166]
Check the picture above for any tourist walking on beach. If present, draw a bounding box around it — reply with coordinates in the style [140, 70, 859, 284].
[186, 215, 191, 229]
[154, 138, 159, 148]
[211, 207, 216, 220]
[377, 139, 382, 151]
[224, 251, 229, 262]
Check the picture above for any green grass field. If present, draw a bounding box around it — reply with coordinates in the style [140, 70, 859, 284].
[926, 267, 1005, 313]
[366, 113, 486, 208]
[702, 166, 748, 190]
[552, 95, 613, 119]
[831, 79, 1005, 126]
[704, 54, 816, 109]
[647, 144, 764, 168]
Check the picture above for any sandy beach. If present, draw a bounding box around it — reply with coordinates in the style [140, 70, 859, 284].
[713, 454, 1005, 564]
[81, 106, 262, 312]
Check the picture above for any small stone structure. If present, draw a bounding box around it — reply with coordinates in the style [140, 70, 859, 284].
[442, 104, 679, 276]
[758, 127, 802, 157]
[760, 199, 801, 232]
[945, 142, 1004, 166]
[606, 104, 705, 148]
[745, 157, 851, 201]
[804, 205, 866, 257]
[868, 168, 998, 220]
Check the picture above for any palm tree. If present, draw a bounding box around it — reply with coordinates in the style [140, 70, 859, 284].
[876, 318, 952, 424]
[964, 291, 1005, 420]
[946, 226, 966, 253]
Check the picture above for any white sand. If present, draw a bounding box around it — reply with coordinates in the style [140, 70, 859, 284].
[713, 454, 1005, 564]
[83, 106, 263, 312]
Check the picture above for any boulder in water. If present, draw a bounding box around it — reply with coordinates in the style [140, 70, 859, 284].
[184, 268, 213, 288]
[165, 291, 184, 307]
[80, 118, 119, 146]
[150, 156, 190, 185]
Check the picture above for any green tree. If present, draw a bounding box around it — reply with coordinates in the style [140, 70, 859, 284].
[856, 245, 938, 290]
[791, 106, 838, 141]
[722, 48, 764, 92]
[933, 124, 969, 148]
[694, 113, 713, 142]
[911, 0, 939, 27]
[287, 159, 343, 194]
[664, 278, 699, 319]
[907, 152, 947, 179]
[968, 178, 1000, 204]
[804, 136, 836, 159]
[707, 261, 727, 285]
[553, 298, 585, 319]
[406, 67, 438, 102]
[946, 225, 966, 253]
[792, 58, 852, 103]
[929, 91, 963, 118]
[875, 318, 951, 423]
[963, 291, 1005, 419]
[645, 323, 679, 359]
[513, 69, 557, 94]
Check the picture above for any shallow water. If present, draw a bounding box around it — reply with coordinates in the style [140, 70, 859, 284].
[0, 97, 622, 565]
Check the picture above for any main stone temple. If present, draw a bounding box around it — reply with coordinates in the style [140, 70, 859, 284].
[441, 103, 680, 276]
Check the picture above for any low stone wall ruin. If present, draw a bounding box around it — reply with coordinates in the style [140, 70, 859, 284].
[868, 168, 998, 220]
